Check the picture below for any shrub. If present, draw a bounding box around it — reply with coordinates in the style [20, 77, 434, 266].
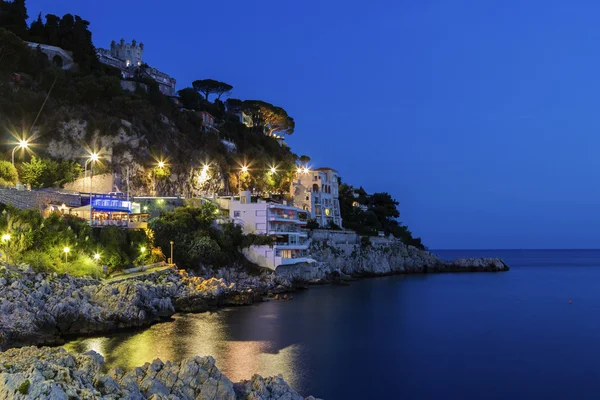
[0, 161, 18, 186]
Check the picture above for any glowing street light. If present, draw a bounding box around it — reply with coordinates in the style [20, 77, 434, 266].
[239, 165, 249, 194]
[303, 167, 309, 174]
[202, 164, 210, 173]
[12, 139, 29, 166]
[93, 253, 101, 261]
[63, 247, 70, 263]
[270, 167, 277, 174]
[140, 246, 146, 254]
[158, 161, 165, 168]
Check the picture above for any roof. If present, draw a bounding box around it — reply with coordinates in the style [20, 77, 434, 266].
[313, 167, 338, 172]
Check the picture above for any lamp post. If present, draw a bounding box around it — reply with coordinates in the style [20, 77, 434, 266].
[239, 165, 248, 195]
[11, 140, 28, 166]
[170, 241, 174, 265]
[154, 161, 165, 196]
[63, 247, 70, 273]
[2, 234, 10, 265]
[85, 153, 99, 227]
[94, 253, 101, 280]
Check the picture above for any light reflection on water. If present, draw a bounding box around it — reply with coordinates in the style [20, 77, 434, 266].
[63, 309, 302, 387]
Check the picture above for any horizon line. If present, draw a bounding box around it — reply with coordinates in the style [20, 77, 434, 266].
[431, 248, 600, 251]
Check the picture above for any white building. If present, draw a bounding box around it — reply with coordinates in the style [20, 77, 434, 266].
[26, 42, 75, 70]
[291, 167, 342, 228]
[216, 192, 314, 270]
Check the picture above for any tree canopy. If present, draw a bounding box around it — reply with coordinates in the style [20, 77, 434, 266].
[338, 178, 425, 249]
[242, 100, 295, 136]
[192, 79, 233, 101]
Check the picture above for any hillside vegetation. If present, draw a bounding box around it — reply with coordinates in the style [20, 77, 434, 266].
[0, 0, 424, 250]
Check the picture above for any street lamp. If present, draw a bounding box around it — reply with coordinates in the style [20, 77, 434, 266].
[170, 241, 174, 265]
[239, 165, 249, 194]
[63, 247, 70, 271]
[154, 160, 167, 196]
[2, 234, 10, 264]
[93, 252, 101, 279]
[12, 140, 28, 166]
[85, 152, 100, 227]
[270, 167, 277, 174]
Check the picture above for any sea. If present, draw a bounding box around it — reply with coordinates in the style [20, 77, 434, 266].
[64, 250, 600, 400]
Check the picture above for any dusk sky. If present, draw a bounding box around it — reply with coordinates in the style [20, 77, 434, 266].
[24, 0, 600, 249]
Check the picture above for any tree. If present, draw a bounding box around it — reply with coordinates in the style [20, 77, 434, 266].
[192, 79, 233, 101]
[0, 160, 17, 186]
[0, 0, 28, 39]
[177, 87, 203, 110]
[28, 12, 44, 40]
[242, 100, 295, 136]
[19, 157, 82, 188]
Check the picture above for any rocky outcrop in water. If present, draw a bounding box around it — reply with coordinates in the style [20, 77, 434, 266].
[0, 346, 319, 400]
[276, 241, 509, 282]
[0, 265, 292, 350]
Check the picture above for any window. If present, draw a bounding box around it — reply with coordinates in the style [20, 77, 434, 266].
[234, 211, 241, 217]
[306, 196, 309, 201]
[313, 176, 318, 181]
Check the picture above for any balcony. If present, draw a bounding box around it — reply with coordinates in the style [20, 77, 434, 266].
[269, 225, 308, 234]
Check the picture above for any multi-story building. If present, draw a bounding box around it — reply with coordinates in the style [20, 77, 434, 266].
[96, 39, 177, 96]
[216, 192, 313, 270]
[291, 167, 342, 228]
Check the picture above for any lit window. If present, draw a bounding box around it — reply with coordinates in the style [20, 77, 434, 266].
[126, 60, 131, 67]
[325, 208, 331, 216]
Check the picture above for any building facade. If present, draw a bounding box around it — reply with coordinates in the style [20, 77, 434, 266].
[96, 39, 177, 96]
[291, 167, 342, 228]
[70, 195, 148, 229]
[217, 192, 313, 270]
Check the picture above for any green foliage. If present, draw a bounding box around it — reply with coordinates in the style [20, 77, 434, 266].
[0, 205, 154, 275]
[338, 177, 425, 250]
[0, 160, 17, 186]
[19, 156, 82, 188]
[150, 204, 261, 269]
[17, 379, 30, 395]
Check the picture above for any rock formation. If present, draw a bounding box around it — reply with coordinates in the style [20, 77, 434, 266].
[0, 346, 319, 399]
[276, 241, 509, 282]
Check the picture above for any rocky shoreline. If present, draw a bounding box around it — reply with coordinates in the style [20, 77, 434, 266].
[0, 346, 320, 399]
[0, 243, 508, 351]
[0, 244, 508, 399]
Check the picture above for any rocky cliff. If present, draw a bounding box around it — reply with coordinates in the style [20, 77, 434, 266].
[276, 241, 509, 282]
[0, 242, 508, 350]
[0, 266, 292, 350]
[0, 346, 319, 400]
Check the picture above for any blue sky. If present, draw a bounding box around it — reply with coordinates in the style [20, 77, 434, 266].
[24, 0, 600, 249]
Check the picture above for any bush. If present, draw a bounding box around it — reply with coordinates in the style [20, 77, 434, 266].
[0, 161, 18, 186]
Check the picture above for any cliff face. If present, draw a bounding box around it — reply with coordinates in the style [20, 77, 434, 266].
[46, 117, 230, 196]
[275, 241, 509, 282]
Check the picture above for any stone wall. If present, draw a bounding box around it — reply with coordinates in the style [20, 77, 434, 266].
[0, 188, 81, 210]
[63, 173, 114, 194]
[310, 229, 360, 244]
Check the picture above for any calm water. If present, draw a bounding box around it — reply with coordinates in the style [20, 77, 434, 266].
[65, 250, 600, 399]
